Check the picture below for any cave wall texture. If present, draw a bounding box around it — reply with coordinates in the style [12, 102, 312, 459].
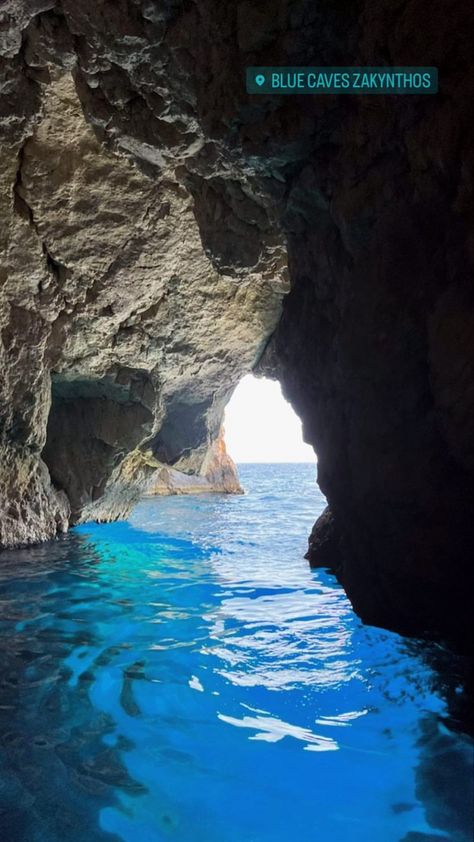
[0, 0, 473, 648]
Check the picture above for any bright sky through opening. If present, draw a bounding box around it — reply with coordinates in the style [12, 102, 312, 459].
[224, 375, 316, 463]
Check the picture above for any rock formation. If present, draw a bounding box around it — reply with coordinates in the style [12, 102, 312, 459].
[1, 0, 473, 648]
[0, 64, 283, 543]
[145, 428, 243, 496]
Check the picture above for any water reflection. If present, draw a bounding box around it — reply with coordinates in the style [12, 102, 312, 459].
[217, 710, 340, 750]
[0, 464, 472, 842]
[0, 537, 126, 842]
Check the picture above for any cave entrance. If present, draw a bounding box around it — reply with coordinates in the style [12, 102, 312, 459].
[224, 374, 316, 464]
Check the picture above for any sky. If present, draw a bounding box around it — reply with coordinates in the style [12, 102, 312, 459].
[224, 374, 316, 463]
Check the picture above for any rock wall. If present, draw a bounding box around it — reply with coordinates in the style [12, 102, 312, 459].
[0, 60, 283, 544]
[0, 1, 473, 646]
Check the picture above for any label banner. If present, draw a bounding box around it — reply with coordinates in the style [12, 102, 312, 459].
[246, 67, 438, 95]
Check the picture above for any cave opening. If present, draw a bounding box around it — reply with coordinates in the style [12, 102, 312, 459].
[224, 374, 316, 465]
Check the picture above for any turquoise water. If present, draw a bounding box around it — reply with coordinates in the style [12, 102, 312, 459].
[0, 463, 472, 842]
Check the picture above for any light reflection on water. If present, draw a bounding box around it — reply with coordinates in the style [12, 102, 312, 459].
[0, 464, 472, 842]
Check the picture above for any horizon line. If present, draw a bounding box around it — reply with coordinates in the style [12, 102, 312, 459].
[235, 460, 317, 464]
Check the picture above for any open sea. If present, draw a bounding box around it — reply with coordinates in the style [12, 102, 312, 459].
[0, 463, 472, 842]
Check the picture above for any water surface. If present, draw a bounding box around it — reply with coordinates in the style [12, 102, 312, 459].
[0, 464, 472, 842]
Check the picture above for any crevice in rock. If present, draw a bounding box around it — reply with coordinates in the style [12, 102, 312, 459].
[12, 142, 35, 225]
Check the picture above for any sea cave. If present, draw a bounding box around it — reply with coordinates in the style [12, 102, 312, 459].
[0, 2, 473, 840]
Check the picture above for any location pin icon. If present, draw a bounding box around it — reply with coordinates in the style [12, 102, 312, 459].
[255, 74, 265, 87]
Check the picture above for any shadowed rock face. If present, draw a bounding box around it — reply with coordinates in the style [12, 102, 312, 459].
[0, 1, 473, 646]
[43, 369, 156, 522]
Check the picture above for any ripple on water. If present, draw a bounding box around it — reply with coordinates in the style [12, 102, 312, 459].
[0, 464, 472, 842]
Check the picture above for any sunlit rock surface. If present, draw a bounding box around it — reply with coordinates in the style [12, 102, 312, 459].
[0, 1, 473, 646]
[145, 430, 243, 497]
[0, 67, 282, 544]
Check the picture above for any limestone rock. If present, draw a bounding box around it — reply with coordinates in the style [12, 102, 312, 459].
[0, 69, 282, 544]
[146, 430, 243, 497]
[0, 444, 69, 548]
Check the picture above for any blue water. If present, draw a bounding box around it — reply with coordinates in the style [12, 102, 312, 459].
[0, 463, 472, 842]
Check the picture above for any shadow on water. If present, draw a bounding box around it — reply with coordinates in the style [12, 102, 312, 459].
[398, 640, 474, 842]
[0, 535, 143, 842]
[0, 474, 472, 842]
